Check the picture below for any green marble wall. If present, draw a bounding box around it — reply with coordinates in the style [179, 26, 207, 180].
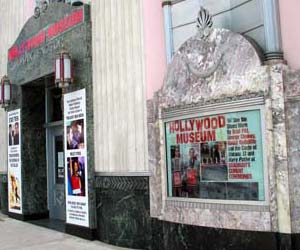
[0, 173, 8, 214]
[96, 176, 153, 249]
[21, 85, 48, 215]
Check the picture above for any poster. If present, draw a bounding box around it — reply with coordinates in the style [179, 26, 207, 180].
[165, 110, 265, 201]
[8, 109, 22, 213]
[64, 89, 89, 227]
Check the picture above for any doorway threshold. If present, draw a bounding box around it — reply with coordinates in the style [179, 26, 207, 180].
[27, 218, 65, 233]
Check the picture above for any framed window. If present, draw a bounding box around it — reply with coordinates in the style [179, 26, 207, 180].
[164, 108, 266, 202]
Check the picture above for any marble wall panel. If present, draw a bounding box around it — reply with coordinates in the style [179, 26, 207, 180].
[285, 99, 300, 234]
[269, 65, 292, 234]
[284, 69, 300, 98]
[162, 206, 271, 231]
[160, 220, 278, 250]
[95, 176, 152, 249]
[148, 99, 163, 218]
[21, 86, 48, 215]
[284, 68, 300, 234]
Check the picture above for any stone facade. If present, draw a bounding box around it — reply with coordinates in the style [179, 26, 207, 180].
[5, 3, 97, 229]
[146, 9, 300, 249]
[0, 3, 300, 250]
[149, 26, 272, 230]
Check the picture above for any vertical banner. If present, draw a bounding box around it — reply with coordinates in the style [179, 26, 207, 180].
[64, 89, 89, 227]
[8, 109, 22, 214]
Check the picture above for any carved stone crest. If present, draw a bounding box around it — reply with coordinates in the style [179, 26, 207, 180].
[183, 7, 224, 79]
[196, 7, 213, 39]
[161, 6, 263, 106]
[34, 0, 66, 18]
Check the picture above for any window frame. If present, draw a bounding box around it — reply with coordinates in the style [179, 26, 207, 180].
[161, 98, 269, 206]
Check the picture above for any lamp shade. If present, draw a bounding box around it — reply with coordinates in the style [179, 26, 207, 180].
[1, 75, 12, 108]
[55, 48, 72, 88]
[71, 0, 83, 6]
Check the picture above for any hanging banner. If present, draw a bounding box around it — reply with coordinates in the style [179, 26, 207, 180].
[165, 109, 265, 201]
[64, 89, 89, 227]
[8, 109, 22, 213]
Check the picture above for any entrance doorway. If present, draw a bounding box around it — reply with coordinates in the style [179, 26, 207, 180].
[22, 77, 66, 231]
[46, 84, 65, 221]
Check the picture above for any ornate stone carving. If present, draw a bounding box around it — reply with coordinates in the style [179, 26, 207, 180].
[161, 7, 263, 107]
[196, 7, 213, 39]
[182, 7, 222, 79]
[34, 0, 66, 18]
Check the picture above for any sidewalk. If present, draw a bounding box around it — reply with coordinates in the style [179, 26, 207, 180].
[0, 213, 136, 250]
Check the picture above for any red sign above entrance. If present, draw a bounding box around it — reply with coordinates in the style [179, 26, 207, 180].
[8, 31, 46, 61]
[48, 8, 83, 39]
[8, 8, 83, 62]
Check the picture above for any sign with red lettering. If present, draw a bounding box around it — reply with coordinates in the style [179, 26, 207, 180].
[48, 9, 83, 39]
[165, 109, 265, 201]
[8, 8, 83, 62]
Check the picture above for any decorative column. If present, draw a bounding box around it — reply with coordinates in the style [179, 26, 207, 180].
[262, 0, 284, 61]
[162, 0, 173, 64]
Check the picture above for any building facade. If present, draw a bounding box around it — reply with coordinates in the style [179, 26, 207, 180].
[0, 0, 300, 250]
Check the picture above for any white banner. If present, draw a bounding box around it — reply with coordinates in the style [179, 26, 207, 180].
[64, 89, 89, 227]
[8, 109, 22, 214]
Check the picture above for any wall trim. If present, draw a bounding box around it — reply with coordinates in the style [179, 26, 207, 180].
[166, 199, 270, 212]
[285, 95, 300, 101]
[95, 171, 151, 177]
[161, 96, 265, 120]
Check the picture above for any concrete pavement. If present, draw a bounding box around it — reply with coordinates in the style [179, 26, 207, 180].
[0, 213, 137, 250]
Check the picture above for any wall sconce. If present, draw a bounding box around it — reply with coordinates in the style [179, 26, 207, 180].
[55, 47, 73, 89]
[0, 75, 12, 110]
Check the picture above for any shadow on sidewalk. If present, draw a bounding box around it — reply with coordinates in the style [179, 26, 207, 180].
[27, 218, 65, 233]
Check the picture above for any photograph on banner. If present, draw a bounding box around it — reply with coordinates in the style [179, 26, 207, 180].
[67, 156, 86, 197]
[8, 171, 21, 210]
[170, 144, 201, 197]
[66, 119, 84, 150]
[8, 121, 20, 146]
[165, 110, 265, 201]
[200, 141, 228, 181]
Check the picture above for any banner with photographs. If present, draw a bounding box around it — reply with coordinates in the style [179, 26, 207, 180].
[64, 89, 89, 227]
[8, 109, 22, 213]
[165, 109, 265, 201]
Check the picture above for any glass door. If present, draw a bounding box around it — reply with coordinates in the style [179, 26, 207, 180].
[48, 126, 65, 220]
